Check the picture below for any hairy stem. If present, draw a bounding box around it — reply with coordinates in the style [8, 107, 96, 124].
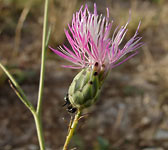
[63, 110, 82, 150]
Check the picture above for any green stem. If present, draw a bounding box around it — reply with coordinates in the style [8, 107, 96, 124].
[0, 63, 35, 113]
[36, 0, 49, 115]
[35, 0, 49, 149]
[63, 110, 82, 150]
[1, 0, 50, 150]
[33, 112, 45, 150]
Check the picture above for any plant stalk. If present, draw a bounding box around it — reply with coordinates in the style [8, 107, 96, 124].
[63, 110, 82, 150]
[35, 0, 49, 149]
[33, 113, 45, 150]
[36, 0, 49, 115]
[0, 63, 35, 113]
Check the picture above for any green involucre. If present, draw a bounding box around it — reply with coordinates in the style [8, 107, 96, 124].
[68, 68, 103, 109]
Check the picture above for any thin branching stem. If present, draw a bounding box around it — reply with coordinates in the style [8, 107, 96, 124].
[36, 0, 49, 115]
[34, 0, 49, 149]
[0, 0, 50, 150]
[33, 112, 45, 150]
[0, 63, 35, 113]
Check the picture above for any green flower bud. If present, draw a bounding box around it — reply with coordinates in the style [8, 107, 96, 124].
[68, 67, 105, 109]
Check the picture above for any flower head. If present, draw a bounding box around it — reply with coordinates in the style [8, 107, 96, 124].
[50, 4, 143, 73]
[50, 4, 143, 110]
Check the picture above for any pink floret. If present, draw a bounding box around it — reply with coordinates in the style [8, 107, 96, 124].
[50, 3, 143, 70]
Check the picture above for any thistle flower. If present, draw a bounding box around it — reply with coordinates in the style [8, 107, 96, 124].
[50, 4, 143, 110]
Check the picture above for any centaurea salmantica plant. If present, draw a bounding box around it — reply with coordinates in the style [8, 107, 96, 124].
[50, 3, 143, 150]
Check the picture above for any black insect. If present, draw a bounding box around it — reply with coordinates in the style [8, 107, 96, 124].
[63, 94, 77, 113]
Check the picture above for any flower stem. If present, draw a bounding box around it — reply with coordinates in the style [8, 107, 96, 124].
[35, 0, 49, 149]
[36, 0, 49, 115]
[33, 112, 45, 150]
[63, 109, 82, 150]
[0, 63, 35, 113]
[1, 0, 50, 149]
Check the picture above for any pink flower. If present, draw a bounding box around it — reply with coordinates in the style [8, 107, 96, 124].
[49, 4, 143, 71]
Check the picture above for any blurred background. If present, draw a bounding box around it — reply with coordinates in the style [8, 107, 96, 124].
[0, 0, 168, 149]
